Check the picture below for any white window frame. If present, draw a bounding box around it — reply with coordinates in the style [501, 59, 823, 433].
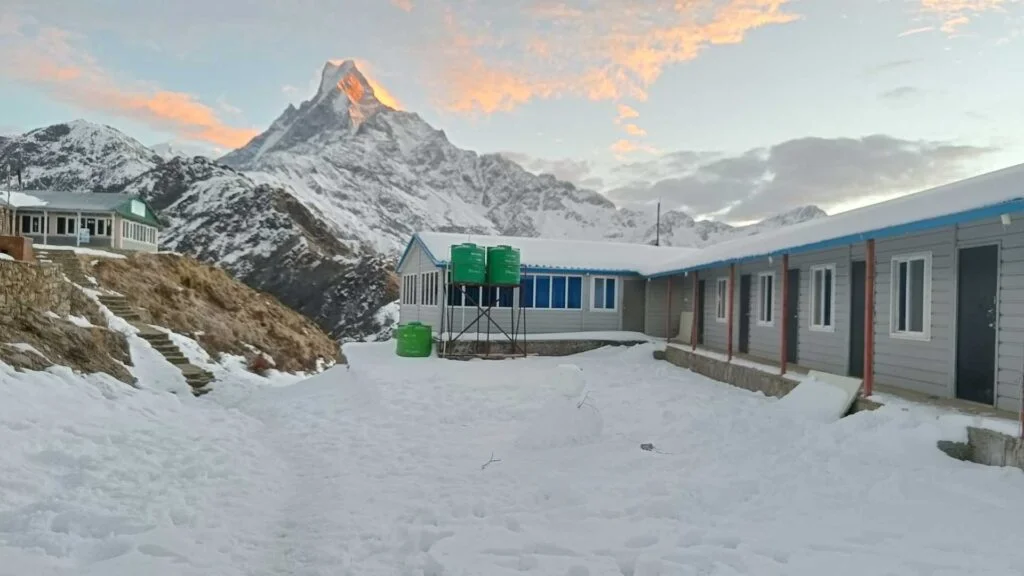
[890, 252, 932, 341]
[590, 276, 618, 312]
[401, 274, 419, 305]
[756, 272, 774, 327]
[420, 271, 439, 307]
[521, 274, 584, 310]
[715, 277, 728, 323]
[809, 264, 837, 332]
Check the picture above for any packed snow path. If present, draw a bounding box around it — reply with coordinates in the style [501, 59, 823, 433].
[3, 345, 1024, 575]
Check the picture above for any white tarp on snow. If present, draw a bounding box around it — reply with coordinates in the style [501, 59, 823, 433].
[415, 231, 697, 273]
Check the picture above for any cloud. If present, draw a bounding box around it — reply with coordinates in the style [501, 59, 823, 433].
[0, 16, 257, 148]
[430, 0, 800, 114]
[611, 139, 659, 157]
[865, 58, 924, 75]
[915, 0, 1015, 34]
[390, 0, 414, 11]
[616, 104, 640, 122]
[603, 135, 995, 222]
[879, 86, 921, 100]
[500, 151, 603, 188]
[898, 25, 936, 37]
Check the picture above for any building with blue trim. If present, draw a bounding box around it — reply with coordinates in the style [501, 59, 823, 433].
[399, 163, 1024, 412]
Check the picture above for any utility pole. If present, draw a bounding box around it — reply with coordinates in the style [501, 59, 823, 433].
[655, 200, 661, 246]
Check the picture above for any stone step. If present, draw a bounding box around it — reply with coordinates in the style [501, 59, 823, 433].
[165, 357, 190, 366]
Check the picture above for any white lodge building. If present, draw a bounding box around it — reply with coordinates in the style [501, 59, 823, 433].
[1, 190, 163, 252]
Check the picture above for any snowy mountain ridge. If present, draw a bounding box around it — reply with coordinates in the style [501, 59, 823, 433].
[0, 60, 825, 339]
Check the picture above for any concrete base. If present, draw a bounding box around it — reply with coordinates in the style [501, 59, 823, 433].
[662, 345, 799, 398]
[438, 338, 649, 358]
[937, 428, 1024, 471]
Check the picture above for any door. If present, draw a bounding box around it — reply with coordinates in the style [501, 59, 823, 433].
[739, 274, 752, 354]
[697, 280, 706, 345]
[621, 279, 645, 332]
[849, 261, 866, 377]
[786, 268, 800, 364]
[956, 244, 999, 405]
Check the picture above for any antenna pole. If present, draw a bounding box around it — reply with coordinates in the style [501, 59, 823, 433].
[656, 200, 661, 246]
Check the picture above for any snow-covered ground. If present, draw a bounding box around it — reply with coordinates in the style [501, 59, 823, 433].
[3, 343, 1024, 575]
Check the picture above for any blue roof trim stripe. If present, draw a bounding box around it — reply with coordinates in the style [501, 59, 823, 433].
[430, 260, 640, 277]
[647, 198, 1024, 279]
[396, 233, 442, 272]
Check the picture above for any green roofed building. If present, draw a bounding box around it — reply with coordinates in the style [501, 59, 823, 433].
[1, 190, 163, 252]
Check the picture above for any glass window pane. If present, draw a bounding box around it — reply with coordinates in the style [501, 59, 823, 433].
[813, 270, 823, 326]
[764, 276, 773, 322]
[568, 277, 582, 309]
[552, 276, 567, 309]
[824, 269, 833, 326]
[536, 276, 551, 308]
[521, 276, 535, 308]
[57, 218, 66, 235]
[593, 278, 604, 309]
[605, 278, 616, 309]
[910, 259, 925, 332]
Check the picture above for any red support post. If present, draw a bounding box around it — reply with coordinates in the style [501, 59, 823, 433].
[666, 276, 673, 343]
[780, 254, 789, 375]
[691, 270, 699, 351]
[727, 263, 735, 361]
[864, 239, 876, 397]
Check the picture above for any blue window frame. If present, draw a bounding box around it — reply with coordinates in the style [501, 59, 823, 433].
[592, 277, 617, 311]
[520, 274, 582, 310]
[535, 276, 552, 308]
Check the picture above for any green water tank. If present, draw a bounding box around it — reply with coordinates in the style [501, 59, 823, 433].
[396, 322, 432, 357]
[486, 245, 521, 286]
[450, 243, 487, 285]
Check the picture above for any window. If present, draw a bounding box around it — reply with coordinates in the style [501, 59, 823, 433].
[715, 278, 728, 322]
[444, 281, 516, 308]
[809, 264, 836, 331]
[420, 271, 439, 306]
[757, 272, 774, 326]
[57, 217, 66, 235]
[401, 274, 418, 305]
[520, 274, 583, 310]
[891, 253, 931, 339]
[592, 277, 617, 311]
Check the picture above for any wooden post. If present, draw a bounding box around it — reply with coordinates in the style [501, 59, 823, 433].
[42, 209, 48, 246]
[727, 263, 735, 361]
[691, 269, 699, 351]
[864, 239, 876, 397]
[780, 254, 789, 375]
[665, 276, 673, 342]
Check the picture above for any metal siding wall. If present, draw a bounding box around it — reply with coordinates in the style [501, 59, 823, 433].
[703, 266, 732, 353]
[790, 247, 851, 374]
[873, 228, 956, 398]
[740, 261, 781, 362]
[954, 217, 1024, 412]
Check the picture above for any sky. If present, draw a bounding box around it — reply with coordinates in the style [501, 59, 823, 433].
[1, 0, 1023, 223]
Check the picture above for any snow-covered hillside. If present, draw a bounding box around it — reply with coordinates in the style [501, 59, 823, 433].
[222, 60, 825, 253]
[0, 120, 161, 193]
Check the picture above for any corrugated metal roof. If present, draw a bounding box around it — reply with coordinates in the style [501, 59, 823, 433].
[0, 190, 137, 211]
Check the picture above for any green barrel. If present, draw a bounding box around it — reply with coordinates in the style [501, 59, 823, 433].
[450, 243, 486, 285]
[396, 322, 432, 357]
[486, 245, 521, 286]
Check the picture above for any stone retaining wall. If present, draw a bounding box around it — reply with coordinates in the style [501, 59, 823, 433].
[438, 338, 648, 358]
[663, 345, 799, 398]
[0, 260, 72, 320]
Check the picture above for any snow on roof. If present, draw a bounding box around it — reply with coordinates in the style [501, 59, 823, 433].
[1, 191, 48, 208]
[0, 190, 135, 211]
[644, 162, 1024, 277]
[413, 231, 697, 274]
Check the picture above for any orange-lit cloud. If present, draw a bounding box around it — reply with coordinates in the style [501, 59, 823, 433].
[611, 139, 659, 156]
[391, 0, 415, 11]
[431, 0, 800, 115]
[616, 104, 640, 122]
[0, 17, 256, 148]
[916, 0, 1013, 33]
[623, 124, 647, 137]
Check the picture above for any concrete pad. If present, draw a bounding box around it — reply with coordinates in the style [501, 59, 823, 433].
[776, 370, 863, 422]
